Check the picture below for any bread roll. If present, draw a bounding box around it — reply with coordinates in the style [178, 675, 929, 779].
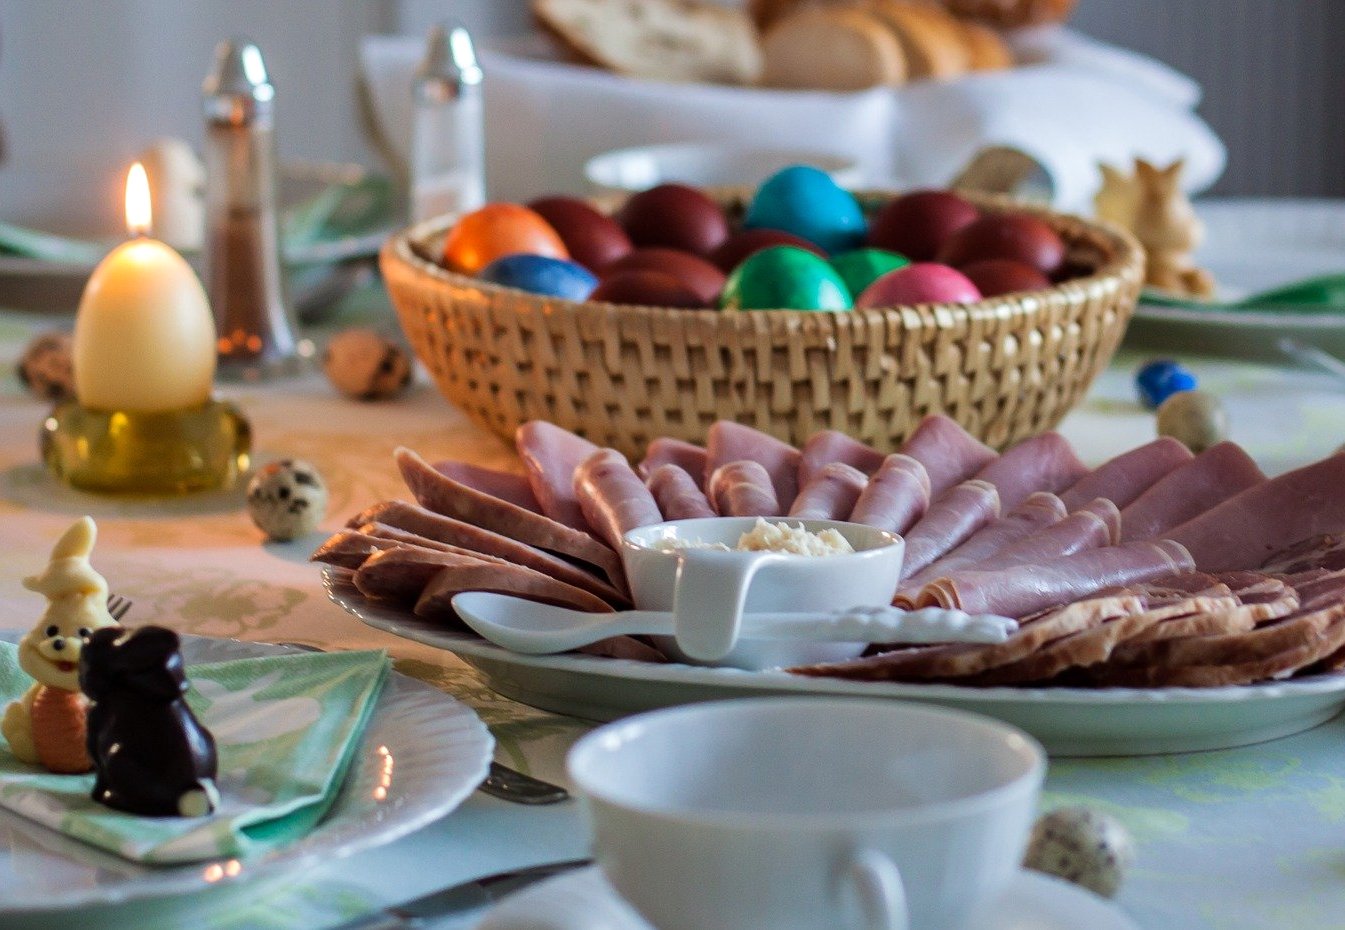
[959, 20, 1013, 70]
[865, 0, 970, 80]
[761, 6, 908, 90]
[940, 0, 1077, 29]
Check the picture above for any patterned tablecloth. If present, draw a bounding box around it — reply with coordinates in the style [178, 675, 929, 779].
[1, 294, 1344, 930]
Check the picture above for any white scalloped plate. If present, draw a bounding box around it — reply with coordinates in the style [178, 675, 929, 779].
[325, 568, 1345, 758]
[0, 632, 493, 915]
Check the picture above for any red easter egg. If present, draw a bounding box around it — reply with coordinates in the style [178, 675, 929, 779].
[936, 213, 1066, 275]
[590, 270, 706, 308]
[526, 196, 633, 272]
[442, 203, 568, 273]
[709, 228, 826, 274]
[866, 190, 980, 261]
[615, 184, 730, 255]
[960, 259, 1052, 297]
[604, 248, 727, 305]
[856, 262, 983, 307]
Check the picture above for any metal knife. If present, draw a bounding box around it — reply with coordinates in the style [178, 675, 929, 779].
[327, 859, 593, 930]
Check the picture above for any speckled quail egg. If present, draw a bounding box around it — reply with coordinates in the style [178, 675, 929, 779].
[1024, 806, 1135, 898]
[17, 331, 75, 402]
[246, 459, 328, 542]
[1157, 389, 1227, 453]
[321, 329, 413, 401]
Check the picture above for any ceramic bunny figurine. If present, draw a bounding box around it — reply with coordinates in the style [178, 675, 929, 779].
[1129, 158, 1215, 298]
[1093, 162, 1137, 231]
[2, 517, 120, 773]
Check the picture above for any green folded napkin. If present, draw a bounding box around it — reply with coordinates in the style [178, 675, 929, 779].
[0, 643, 389, 864]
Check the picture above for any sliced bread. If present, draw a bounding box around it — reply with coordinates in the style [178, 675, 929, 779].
[761, 6, 908, 91]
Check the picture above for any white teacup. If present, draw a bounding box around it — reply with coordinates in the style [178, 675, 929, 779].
[620, 518, 905, 670]
[568, 698, 1045, 930]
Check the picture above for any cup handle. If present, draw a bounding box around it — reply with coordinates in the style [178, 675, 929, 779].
[843, 848, 908, 930]
[670, 549, 782, 661]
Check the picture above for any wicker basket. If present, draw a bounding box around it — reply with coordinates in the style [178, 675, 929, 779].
[381, 190, 1144, 458]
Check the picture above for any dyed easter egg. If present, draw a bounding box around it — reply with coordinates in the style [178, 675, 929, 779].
[709, 228, 824, 274]
[590, 270, 705, 308]
[960, 259, 1051, 297]
[479, 254, 599, 300]
[719, 246, 853, 312]
[856, 263, 982, 308]
[442, 203, 568, 273]
[526, 196, 633, 272]
[744, 166, 866, 255]
[1157, 389, 1226, 453]
[604, 248, 726, 305]
[937, 213, 1066, 276]
[866, 190, 980, 261]
[1135, 359, 1197, 410]
[830, 248, 911, 297]
[616, 184, 729, 255]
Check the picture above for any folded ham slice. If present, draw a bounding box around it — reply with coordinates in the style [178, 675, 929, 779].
[646, 464, 716, 521]
[915, 539, 1195, 618]
[433, 461, 541, 513]
[789, 463, 869, 521]
[574, 449, 665, 550]
[1261, 534, 1345, 574]
[973, 432, 1088, 513]
[899, 479, 1001, 579]
[968, 498, 1119, 573]
[1168, 453, 1345, 572]
[898, 415, 997, 497]
[1119, 442, 1266, 543]
[798, 431, 886, 486]
[396, 447, 626, 588]
[709, 460, 782, 517]
[848, 454, 931, 534]
[638, 438, 708, 488]
[515, 420, 599, 533]
[705, 421, 800, 512]
[1060, 437, 1193, 511]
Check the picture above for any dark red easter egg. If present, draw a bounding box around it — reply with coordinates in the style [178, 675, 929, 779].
[855, 263, 983, 308]
[866, 190, 980, 262]
[959, 259, 1052, 297]
[615, 183, 730, 255]
[604, 248, 727, 304]
[936, 213, 1066, 276]
[709, 228, 825, 274]
[526, 196, 633, 272]
[589, 270, 706, 308]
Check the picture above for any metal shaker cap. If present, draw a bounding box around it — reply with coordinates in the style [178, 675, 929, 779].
[415, 22, 482, 102]
[203, 38, 275, 126]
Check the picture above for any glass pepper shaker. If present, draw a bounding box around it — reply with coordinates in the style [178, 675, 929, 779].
[409, 22, 486, 224]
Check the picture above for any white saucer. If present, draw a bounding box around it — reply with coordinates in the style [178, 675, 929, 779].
[473, 865, 1139, 930]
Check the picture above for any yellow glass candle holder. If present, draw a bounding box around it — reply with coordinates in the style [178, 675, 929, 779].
[41, 399, 251, 495]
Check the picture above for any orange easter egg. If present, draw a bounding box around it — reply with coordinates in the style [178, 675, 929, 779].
[442, 203, 569, 273]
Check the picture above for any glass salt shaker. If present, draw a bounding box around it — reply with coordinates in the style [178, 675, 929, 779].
[409, 22, 486, 224]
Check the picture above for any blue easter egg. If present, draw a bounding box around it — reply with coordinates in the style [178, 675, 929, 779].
[478, 254, 598, 301]
[1136, 359, 1198, 409]
[743, 166, 866, 255]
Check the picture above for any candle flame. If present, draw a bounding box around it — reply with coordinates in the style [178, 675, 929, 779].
[125, 162, 152, 237]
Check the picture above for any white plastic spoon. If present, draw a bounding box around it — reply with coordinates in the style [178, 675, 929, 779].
[450, 591, 1017, 656]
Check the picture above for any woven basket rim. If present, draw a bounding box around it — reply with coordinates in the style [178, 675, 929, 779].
[381, 188, 1145, 327]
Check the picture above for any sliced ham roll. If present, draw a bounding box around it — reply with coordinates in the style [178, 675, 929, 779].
[898, 415, 997, 497]
[396, 447, 625, 588]
[789, 463, 869, 521]
[898, 492, 1066, 591]
[344, 500, 628, 605]
[646, 464, 716, 521]
[705, 421, 800, 512]
[433, 461, 541, 513]
[798, 431, 886, 486]
[915, 540, 1195, 618]
[900, 479, 1001, 580]
[638, 438, 708, 488]
[973, 498, 1120, 572]
[574, 449, 664, 550]
[1060, 438, 1193, 511]
[515, 420, 599, 533]
[709, 460, 782, 517]
[312, 529, 447, 570]
[973, 432, 1088, 513]
[1119, 442, 1266, 543]
[849, 454, 931, 534]
[1168, 453, 1345, 572]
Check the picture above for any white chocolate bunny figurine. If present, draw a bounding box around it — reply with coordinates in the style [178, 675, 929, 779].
[1129, 158, 1215, 298]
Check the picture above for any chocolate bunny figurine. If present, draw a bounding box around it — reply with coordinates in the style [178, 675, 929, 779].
[80, 626, 219, 817]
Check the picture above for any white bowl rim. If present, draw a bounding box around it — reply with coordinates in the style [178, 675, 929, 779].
[621, 516, 902, 558]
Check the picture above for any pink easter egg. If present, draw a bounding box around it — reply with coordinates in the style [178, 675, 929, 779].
[855, 262, 983, 307]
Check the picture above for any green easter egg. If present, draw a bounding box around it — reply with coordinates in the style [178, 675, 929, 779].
[830, 248, 910, 297]
[719, 246, 853, 312]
